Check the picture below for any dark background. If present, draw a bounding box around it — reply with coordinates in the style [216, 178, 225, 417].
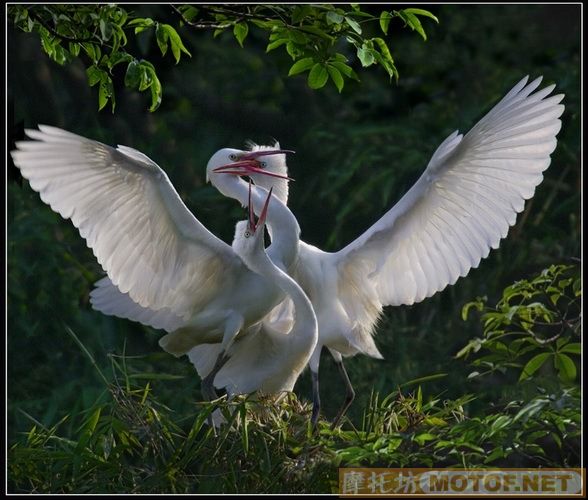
[7, 4, 580, 440]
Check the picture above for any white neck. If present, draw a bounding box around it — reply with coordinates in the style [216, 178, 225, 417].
[245, 246, 317, 347]
[212, 175, 300, 270]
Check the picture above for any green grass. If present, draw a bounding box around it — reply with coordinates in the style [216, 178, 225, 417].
[8, 264, 581, 493]
[8, 380, 580, 493]
[8, 363, 580, 493]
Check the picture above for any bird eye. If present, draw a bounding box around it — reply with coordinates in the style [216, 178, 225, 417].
[260, 161, 267, 168]
[229, 153, 238, 161]
[244, 230, 251, 238]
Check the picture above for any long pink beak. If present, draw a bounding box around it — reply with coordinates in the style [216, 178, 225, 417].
[257, 186, 273, 229]
[248, 182, 273, 233]
[213, 149, 295, 180]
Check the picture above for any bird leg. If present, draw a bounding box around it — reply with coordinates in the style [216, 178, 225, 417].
[201, 350, 230, 401]
[311, 370, 321, 429]
[202, 313, 243, 401]
[309, 346, 322, 429]
[330, 359, 355, 430]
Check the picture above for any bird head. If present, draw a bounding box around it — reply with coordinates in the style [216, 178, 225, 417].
[243, 142, 292, 204]
[232, 182, 273, 258]
[207, 146, 294, 203]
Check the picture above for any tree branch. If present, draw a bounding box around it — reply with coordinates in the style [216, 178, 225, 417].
[29, 10, 95, 43]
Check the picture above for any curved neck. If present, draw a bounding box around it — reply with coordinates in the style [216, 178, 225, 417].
[246, 248, 317, 345]
[213, 175, 300, 270]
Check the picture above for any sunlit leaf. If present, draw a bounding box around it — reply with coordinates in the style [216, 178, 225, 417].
[327, 64, 344, 92]
[288, 57, 314, 76]
[233, 22, 249, 48]
[307, 63, 328, 89]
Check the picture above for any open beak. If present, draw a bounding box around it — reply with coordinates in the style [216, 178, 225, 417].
[247, 181, 273, 233]
[257, 186, 273, 229]
[213, 149, 295, 180]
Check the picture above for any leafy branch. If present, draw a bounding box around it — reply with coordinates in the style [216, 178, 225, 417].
[457, 264, 581, 384]
[9, 4, 438, 112]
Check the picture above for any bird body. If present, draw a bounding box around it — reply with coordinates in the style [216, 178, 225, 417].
[203, 196, 318, 396]
[11, 74, 565, 427]
[10, 128, 299, 368]
[230, 75, 565, 426]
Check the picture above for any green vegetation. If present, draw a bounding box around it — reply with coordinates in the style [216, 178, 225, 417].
[8, 265, 581, 492]
[8, 4, 580, 494]
[9, 4, 437, 110]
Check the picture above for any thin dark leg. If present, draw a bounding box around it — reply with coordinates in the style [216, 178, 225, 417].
[311, 370, 321, 429]
[330, 360, 355, 430]
[201, 350, 230, 401]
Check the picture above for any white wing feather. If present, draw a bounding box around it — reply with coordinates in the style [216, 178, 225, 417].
[335, 76, 564, 306]
[89, 277, 186, 331]
[12, 125, 243, 318]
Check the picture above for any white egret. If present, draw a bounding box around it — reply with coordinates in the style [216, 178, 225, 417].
[10, 126, 300, 399]
[211, 76, 565, 428]
[193, 185, 318, 398]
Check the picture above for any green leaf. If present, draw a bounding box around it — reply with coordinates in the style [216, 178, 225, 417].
[404, 8, 439, 24]
[414, 432, 436, 445]
[162, 24, 192, 63]
[98, 75, 115, 113]
[399, 11, 427, 41]
[379, 11, 393, 35]
[86, 65, 103, 87]
[490, 415, 511, 433]
[373, 38, 395, 65]
[285, 42, 301, 59]
[155, 23, 169, 56]
[76, 406, 102, 451]
[327, 65, 344, 92]
[99, 19, 113, 41]
[128, 17, 155, 34]
[345, 16, 362, 34]
[291, 5, 314, 24]
[98, 83, 108, 111]
[148, 71, 162, 112]
[554, 353, 576, 382]
[371, 49, 398, 82]
[287, 29, 309, 44]
[357, 46, 374, 67]
[307, 63, 328, 89]
[298, 25, 333, 41]
[288, 57, 314, 76]
[462, 300, 485, 321]
[233, 22, 249, 48]
[326, 11, 344, 25]
[107, 51, 132, 69]
[82, 43, 101, 64]
[124, 60, 141, 87]
[519, 352, 551, 381]
[266, 38, 288, 52]
[330, 61, 360, 81]
[128, 17, 154, 27]
[69, 42, 80, 57]
[138, 64, 152, 91]
[559, 343, 581, 355]
[179, 6, 199, 22]
[484, 447, 505, 464]
[423, 417, 448, 427]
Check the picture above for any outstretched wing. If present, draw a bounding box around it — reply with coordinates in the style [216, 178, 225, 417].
[334, 76, 564, 306]
[89, 277, 186, 332]
[12, 125, 244, 319]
